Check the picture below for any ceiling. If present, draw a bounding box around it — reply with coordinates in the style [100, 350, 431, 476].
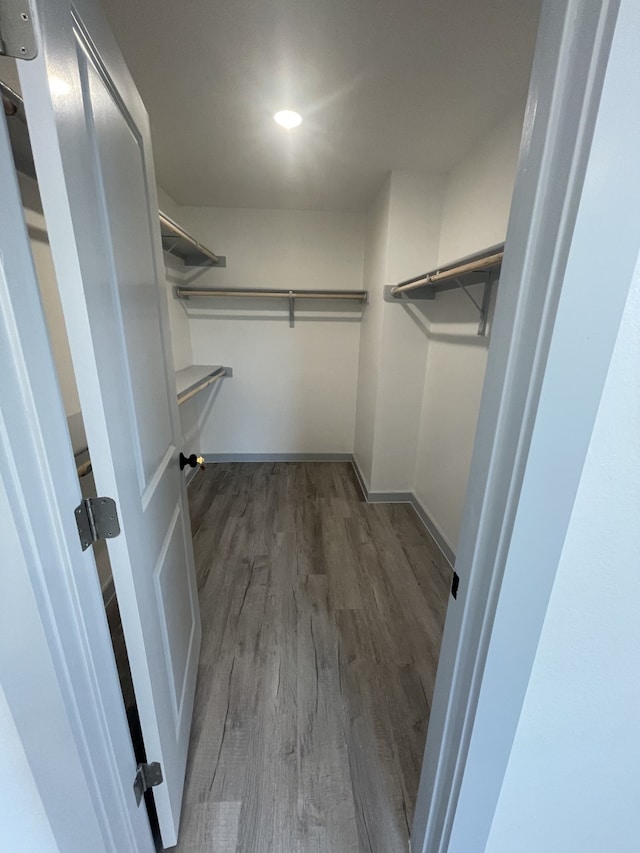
[100, 0, 541, 212]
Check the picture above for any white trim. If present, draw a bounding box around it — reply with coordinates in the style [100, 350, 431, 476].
[204, 452, 353, 463]
[350, 457, 456, 568]
[409, 497, 456, 570]
[411, 1, 627, 850]
[350, 452, 371, 497]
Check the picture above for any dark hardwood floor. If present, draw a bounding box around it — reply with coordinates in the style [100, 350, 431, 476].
[176, 462, 450, 853]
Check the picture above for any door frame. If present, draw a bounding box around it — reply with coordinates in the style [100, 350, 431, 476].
[412, 0, 634, 849]
[2, 0, 633, 851]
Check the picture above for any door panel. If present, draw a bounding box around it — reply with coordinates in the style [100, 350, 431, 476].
[0, 100, 155, 853]
[20, 0, 201, 844]
[154, 503, 199, 726]
[83, 52, 174, 487]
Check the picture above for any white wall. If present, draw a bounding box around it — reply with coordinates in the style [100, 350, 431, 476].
[175, 206, 365, 454]
[0, 683, 59, 853]
[437, 109, 524, 265]
[0, 475, 109, 852]
[353, 171, 444, 493]
[372, 172, 444, 492]
[485, 270, 640, 852]
[158, 186, 194, 373]
[412, 106, 524, 551]
[352, 109, 523, 551]
[353, 176, 390, 485]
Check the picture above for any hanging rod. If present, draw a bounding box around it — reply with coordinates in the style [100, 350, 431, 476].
[175, 286, 368, 328]
[385, 243, 503, 336]
[391, 245, 504, 295]
[176, 287, 368, 300]
[159, 211, 226, 267]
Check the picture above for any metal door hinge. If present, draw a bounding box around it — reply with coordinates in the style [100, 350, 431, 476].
[133, 762, 163, 806]
[0, 0, 37, 60]
[74, 497, 120, 551]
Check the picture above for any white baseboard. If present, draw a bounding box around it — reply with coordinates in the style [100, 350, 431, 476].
[192, 452, 456, 568]
[350, 457, 456, 569]
[204, 452, 353, 463]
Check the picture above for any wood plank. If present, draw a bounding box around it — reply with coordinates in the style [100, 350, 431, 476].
[297, 574, 360, 850]
[177, 461, 450, 852]
[337, 609, 413, 852]
[176, 801, 241, 853]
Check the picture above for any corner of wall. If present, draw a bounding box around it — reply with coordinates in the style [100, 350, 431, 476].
[355, 169, 445, 494]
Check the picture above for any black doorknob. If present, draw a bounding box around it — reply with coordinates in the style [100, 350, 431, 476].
[180, 452, 205, 471]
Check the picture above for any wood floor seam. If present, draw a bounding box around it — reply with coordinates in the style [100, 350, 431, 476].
[177, 461, 449, 852]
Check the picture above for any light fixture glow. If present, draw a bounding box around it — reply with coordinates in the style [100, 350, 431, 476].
[274, 110, 302, 129]
[49, 77, 71, 96]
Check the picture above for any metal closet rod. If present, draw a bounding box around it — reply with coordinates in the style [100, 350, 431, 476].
[176, 287, 368, 301]
[391, 249, 504, 295]
[159, 212, 220, 265]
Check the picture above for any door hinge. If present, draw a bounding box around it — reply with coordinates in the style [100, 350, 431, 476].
[133, 761, 163, 807]
[74, 497, 121, 551]
[0, 0, 37, 60]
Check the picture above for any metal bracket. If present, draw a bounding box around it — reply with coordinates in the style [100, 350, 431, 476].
[183, 253, 226, 268]
[476, 268, 496, 336]
[133, 762, 163, 807]
[450, 271, 495, 336]
[288, 290, 295, 327]
[385, 271, 496, 335]
[0, 0, 37, 60]
[74, 497, 121, 551]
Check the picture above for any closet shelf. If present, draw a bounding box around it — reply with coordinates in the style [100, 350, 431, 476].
[159, 212, 226, 268]
[175, 286, 368, 328]
[384, 243, 504, 336]
[176, 365, 228, 406]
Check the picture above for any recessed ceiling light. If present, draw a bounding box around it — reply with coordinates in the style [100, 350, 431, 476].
[274, 110, 302, 129]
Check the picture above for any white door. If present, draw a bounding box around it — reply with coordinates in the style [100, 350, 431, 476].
[18, 0, 201, 845]
[0, 102, 154, 853]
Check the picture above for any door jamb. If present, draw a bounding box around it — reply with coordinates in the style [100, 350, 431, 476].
[411, 1, 626, 850]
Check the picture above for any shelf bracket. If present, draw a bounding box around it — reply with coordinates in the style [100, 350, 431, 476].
[477, 268, 496, 336]
[289, 290, 295, 328]
[451, 268, 495, 336]
[452, 277, 483, 314]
